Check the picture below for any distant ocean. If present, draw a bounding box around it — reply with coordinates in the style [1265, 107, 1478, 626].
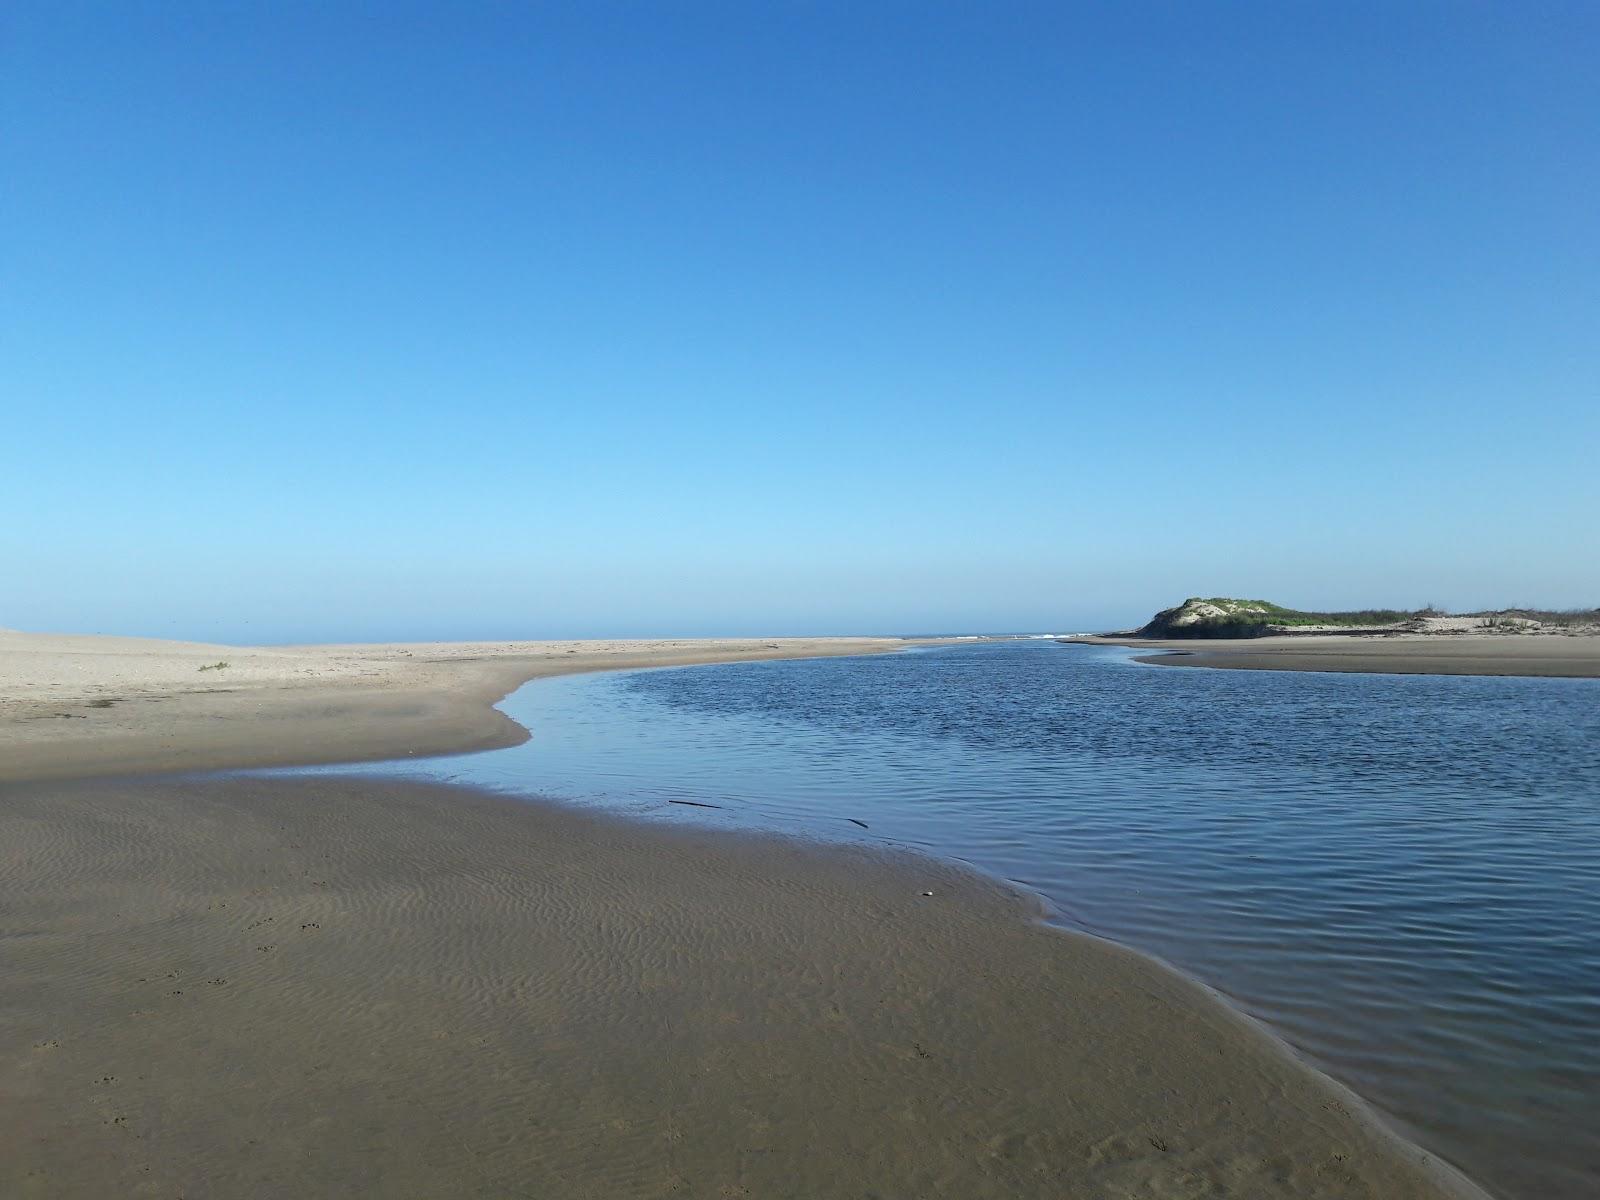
[303, 640, 1600, 1200]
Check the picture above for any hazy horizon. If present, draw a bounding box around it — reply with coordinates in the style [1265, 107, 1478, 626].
[9, 590, 1595, 649]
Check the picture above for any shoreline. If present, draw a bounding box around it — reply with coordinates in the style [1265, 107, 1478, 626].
[0, 631, 910, 783]
[1065, 632, 1600, 678]
[1, 771, 1487, 1198]
[0, 629, 1497, 1195]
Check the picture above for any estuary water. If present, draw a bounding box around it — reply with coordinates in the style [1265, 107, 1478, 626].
[311, 640, 1600, 1199]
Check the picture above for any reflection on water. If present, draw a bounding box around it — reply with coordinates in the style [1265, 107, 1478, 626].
[302, 641, 1600, 1200]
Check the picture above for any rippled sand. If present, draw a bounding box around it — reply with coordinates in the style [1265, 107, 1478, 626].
[2, 774, 1481, 1199]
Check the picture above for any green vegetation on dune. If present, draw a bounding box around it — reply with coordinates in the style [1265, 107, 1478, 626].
[1136, 598, 1598, 639]
[1140, 598, 1424, 639]
[1189, 599, 1421, 625]
[1260, 609, 1419, 627]
[1472, 607, 1600, 628]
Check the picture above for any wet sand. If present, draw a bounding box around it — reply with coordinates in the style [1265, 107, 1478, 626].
[1071, 633, 1600, 677]
[0, 631, 905, 783]
[1, 773, 1482, 1199]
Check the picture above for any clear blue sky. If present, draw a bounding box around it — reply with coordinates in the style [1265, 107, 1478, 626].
[5, 2, 1597, 641]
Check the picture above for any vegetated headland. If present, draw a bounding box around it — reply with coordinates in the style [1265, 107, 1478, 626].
[1062, 597, 1600, 678]
[1130, 597, 1600, 640]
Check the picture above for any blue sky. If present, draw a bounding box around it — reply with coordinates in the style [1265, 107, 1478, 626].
[5, 2, 1597, 641]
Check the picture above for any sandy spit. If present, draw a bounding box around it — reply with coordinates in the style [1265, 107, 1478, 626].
[0, 773, 1485, 1199]
[0, 631, 907, 783]
[1069, 632, 1600, 677]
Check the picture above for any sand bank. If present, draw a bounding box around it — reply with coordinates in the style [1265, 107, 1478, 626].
[1070, 633, 1600, 677]
[0, 773, 1482, 1199]
[0, 631, 905, 783]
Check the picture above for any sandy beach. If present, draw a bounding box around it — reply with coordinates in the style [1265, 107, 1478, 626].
[0, 629, 1495, 1197]
[0, 630, 905, 783]
[1, 771, 1482, 1199]
[1070, 632, 1600, 678]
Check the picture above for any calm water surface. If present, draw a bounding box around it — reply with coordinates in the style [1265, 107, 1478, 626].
[310, 641, 1600, 1200]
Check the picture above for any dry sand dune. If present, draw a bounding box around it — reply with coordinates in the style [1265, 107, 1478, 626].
[1, 774, 1482, 1199]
